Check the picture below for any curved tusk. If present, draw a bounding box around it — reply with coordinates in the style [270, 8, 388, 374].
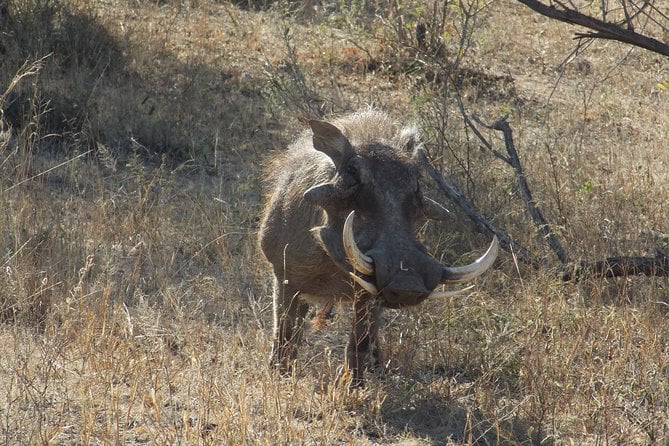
[349, 272, 378, 295]
[441, 235, 499, 284]
[343, 211, 375, 276]
[427, 284, 475, 299]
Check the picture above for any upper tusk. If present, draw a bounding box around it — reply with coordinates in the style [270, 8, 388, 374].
[427, 284, 475, 299]
[349, 272, 378, 295]
[441, 235, 499, 284]
[343, 211, 375, 276]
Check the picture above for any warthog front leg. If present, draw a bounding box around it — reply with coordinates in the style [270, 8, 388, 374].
[270, 277, 309, 374]
[346, 296, 383, 385]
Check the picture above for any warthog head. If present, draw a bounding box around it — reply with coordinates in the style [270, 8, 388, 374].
[303, 118, 497, 308]
[259, 109, 498, 382]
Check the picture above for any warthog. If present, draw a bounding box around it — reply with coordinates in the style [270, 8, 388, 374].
[259, 109, 498, 383]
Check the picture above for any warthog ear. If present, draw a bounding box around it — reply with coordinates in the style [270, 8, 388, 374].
[310, 120, 353, 166]
[421, 196, 451, 220]
[397, 125, 422, 156]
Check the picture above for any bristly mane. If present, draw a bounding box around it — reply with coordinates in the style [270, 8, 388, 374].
[261, 109, 419, 187]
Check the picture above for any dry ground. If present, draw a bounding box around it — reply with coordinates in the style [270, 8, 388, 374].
[0, 0, 668, 444]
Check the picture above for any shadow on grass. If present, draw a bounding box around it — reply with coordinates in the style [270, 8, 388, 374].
[379, 386, 541, 445]
[0, 1, 280, 166]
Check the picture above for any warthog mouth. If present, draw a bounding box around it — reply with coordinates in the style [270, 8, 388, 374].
[343, 211, 498, 301]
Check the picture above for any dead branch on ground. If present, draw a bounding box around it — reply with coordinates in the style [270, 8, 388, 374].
[562, 251, 669, 281]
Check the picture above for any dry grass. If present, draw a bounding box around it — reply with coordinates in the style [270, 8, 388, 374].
[0, 0, 668, 444]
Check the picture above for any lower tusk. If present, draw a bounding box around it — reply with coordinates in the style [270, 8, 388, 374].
[427, 284, 475, 299]
[349, 272, 378, 295]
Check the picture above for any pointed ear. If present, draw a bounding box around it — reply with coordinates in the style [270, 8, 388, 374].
[310, 120, 353, 166]
[397, 125, 422, 156]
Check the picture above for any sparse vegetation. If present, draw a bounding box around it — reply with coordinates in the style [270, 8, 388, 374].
[0, 0, 667, 444]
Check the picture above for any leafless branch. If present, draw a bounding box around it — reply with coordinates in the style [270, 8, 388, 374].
[515, 0, 669, 57]
[418, 150, 542, 268]
[454, 96, 509, 164]
[471, 114, 570, 264]
[449, 111, 669, 282]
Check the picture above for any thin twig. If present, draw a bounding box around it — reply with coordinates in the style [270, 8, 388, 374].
[471, 115, 569, 264]
[5, 149, 93, 192]
[455, 95, 509, 164]
[418, 150, 541, 268]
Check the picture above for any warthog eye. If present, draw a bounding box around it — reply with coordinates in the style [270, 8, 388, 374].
[346, 164, 358, 178]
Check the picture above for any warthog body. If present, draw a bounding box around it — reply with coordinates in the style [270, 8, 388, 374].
[259, 109, 498, 383]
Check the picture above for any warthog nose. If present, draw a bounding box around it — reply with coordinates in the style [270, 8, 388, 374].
[379, 275, 431, 307]
[381, 288, 429, 307]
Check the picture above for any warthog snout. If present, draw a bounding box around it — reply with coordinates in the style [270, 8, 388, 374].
[344, 210, 498, 307]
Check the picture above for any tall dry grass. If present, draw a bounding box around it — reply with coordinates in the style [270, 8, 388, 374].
[0, 0, 667, 444]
